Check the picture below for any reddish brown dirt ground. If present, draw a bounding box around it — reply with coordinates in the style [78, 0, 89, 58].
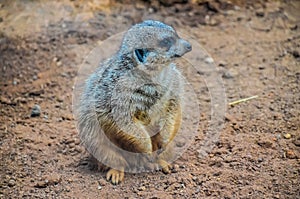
[0, 0, 299, 198]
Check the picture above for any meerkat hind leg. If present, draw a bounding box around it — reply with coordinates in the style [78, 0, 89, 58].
[156, 141, 176, 174]
[157, 158, 173, 174]
[94, 142, 127, 184]
[157, 99, 182, 174]
[104, 154, 125, 185]
[106, 168, 125, 185]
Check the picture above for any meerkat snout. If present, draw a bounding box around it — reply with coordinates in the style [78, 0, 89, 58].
[172, 39, 192, 57]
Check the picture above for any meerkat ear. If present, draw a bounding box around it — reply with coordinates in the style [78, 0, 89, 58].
[134, 49, 149, 63]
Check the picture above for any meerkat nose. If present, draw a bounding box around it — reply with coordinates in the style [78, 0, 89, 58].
[178, 39, 192, 53]
[179, 39, 192, 56]
[172, 39, 192, 57]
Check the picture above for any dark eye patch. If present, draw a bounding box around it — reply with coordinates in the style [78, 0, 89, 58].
[134, 49, 149, 63]
[159, 37, 175, 49]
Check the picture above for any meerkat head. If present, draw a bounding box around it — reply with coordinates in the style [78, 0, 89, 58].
[119, 20, 192, 73]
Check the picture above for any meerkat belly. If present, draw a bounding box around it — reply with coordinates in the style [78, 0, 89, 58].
[133, 66, 183, 139]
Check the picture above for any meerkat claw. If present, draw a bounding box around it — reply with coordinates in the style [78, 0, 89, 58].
[158, 159, 173, 174]
[106, 168, 124, 185]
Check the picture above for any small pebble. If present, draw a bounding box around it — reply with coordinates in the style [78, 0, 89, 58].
[179, 165, 186, 169]
[74, 146, 82, 153]
[257, 157, 263, 162]
[176, 138, 186, 147]
[257, 140, 272, 148]
[32, 75, 38, 80]
[256, 10, 265, 17]
[218, 60, 227, 67]
[293, 137, 300, 147]
[222, 71, 234, 79]
[35, 181, 47, 188]
[291, 50, 299, 58]
[8, 179, 16, 187]
[234, 5, 240, 10]
[286, 150, 296, 159]
[283, 133, 291, 139]
[65, 186, 71, 192]
[276, 134, 281, 140]
[98, 179, 107, 186]
[138, 186, 146, 191]
[31, 105, 41, 117]
[0, 96, 12, 104]
[148, 7, 154, 13]
[204, 57, 214, 64]
[45, 174, 61, 185]
[69, 142, 75, 148]
[56, 61, 62, 66]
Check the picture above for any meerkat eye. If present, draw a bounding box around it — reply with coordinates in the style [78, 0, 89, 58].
[134, 49, 149, 63]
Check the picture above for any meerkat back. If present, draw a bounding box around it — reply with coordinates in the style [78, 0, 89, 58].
[77, 20, 192, 184]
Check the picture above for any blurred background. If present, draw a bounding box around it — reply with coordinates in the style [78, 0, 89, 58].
[0, 0, 299, 198]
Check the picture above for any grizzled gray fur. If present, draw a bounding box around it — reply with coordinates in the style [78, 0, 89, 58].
[77, 20, 192, 184]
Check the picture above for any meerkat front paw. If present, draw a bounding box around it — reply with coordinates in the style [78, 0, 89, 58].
[157, 159, 173, 174]
[106, 168, 124, 185]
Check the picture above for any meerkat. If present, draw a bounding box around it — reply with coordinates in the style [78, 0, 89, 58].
[77, 20, 192, 184]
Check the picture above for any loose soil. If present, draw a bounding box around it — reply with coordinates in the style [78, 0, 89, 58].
[0, 0, 299, 198]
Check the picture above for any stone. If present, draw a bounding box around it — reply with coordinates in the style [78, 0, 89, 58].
[31, 105, 41, 117]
